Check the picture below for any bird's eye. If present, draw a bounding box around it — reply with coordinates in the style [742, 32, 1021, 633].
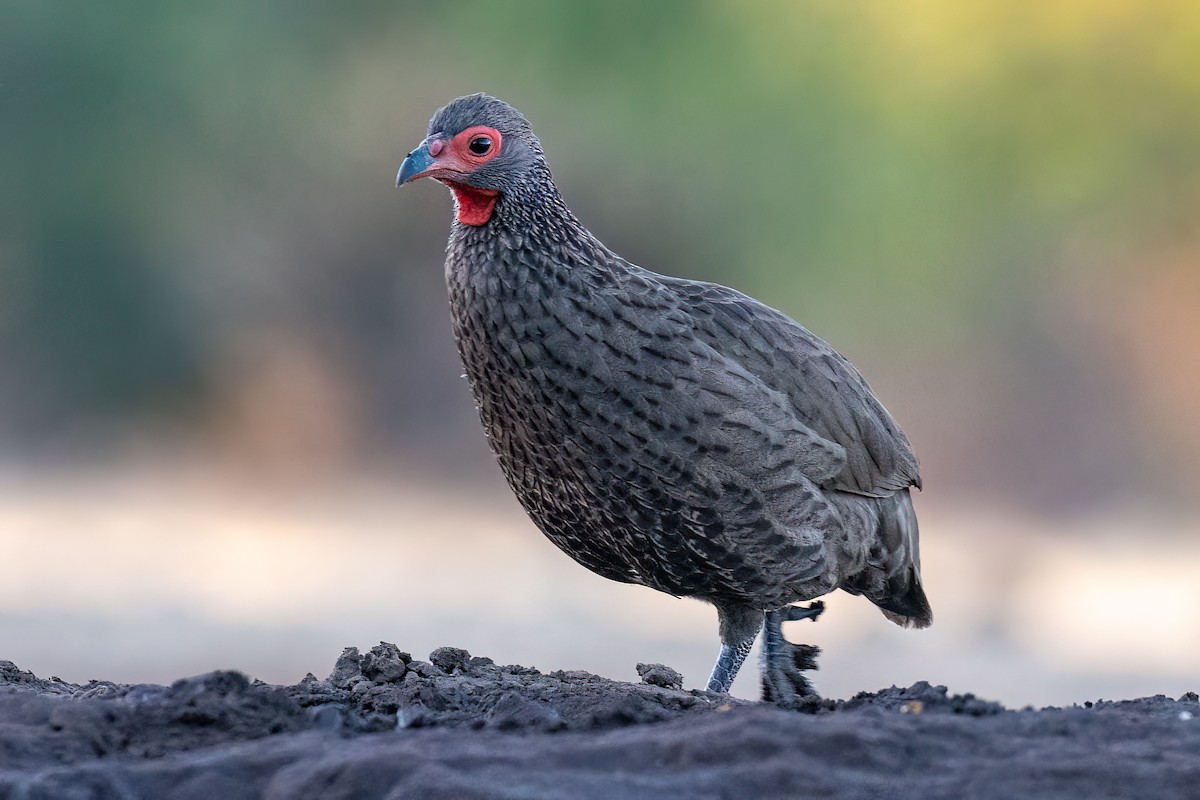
[468, 136, 493, 156]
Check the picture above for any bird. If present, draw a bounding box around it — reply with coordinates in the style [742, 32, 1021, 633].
[396, 94, 931, 703]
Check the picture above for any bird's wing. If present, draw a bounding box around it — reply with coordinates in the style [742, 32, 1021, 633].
[527, 262, 838, 593]
[650, 273, 922, 498]
[527, 260, 844, 491]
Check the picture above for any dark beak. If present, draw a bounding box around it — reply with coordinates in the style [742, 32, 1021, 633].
[396, 136, 439, 187]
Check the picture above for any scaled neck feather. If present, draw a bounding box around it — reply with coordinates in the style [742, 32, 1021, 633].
[447, 164, 612, 278]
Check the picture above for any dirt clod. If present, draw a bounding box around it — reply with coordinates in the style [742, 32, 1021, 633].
[636, 662, 684, 690]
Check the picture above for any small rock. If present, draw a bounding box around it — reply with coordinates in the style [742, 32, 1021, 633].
[328, 648, 363, 689]
[362, 642, 411, 684]
[636, 663, 684, 691]
[430, 647, 472, 675]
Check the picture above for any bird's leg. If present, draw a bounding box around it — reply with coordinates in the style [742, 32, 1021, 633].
[761, 601, 824, 706]
[706, 602, 764, 694]
[706, 636, 756, 694]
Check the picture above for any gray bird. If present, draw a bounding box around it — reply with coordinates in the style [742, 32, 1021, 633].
[396, 94, 931, 702]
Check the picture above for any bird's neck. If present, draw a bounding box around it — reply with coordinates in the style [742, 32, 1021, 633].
[448, 169, 608, 267]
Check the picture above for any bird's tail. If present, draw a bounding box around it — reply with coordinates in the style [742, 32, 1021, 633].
[877, 566, 933, 629]
[845, 489, 933, 629]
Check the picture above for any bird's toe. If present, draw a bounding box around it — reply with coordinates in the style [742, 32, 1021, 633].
[761, 641, 821, 707]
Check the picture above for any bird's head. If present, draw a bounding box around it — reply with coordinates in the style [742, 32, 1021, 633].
[396, 94, 543, 226]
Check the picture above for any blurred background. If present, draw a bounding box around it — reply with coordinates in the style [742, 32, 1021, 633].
[2, 1, 1198, 707]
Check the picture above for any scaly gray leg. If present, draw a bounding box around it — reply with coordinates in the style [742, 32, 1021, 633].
[706, 602, 764, 693]
[761, 601, 825, 705]
[706, 636, 756, 693]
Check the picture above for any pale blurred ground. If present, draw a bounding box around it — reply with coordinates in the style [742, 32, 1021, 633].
[2, 458, 1196, 708]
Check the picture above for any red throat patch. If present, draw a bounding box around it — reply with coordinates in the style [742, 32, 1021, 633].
[445, 181, 500, 226]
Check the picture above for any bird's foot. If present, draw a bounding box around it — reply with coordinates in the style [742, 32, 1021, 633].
[761, 641, 821, 705]
[760, 605, 823, 708]
[784, 600, 825, 623]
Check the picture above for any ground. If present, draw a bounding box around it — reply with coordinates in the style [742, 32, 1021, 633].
[1, 645, 1197, 799]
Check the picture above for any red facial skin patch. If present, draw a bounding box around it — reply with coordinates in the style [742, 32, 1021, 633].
[446, 181, 500, 226]
[406, 125, 504, 225]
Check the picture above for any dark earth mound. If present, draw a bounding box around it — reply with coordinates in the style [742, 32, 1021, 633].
[1, 646, 1197, 799]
